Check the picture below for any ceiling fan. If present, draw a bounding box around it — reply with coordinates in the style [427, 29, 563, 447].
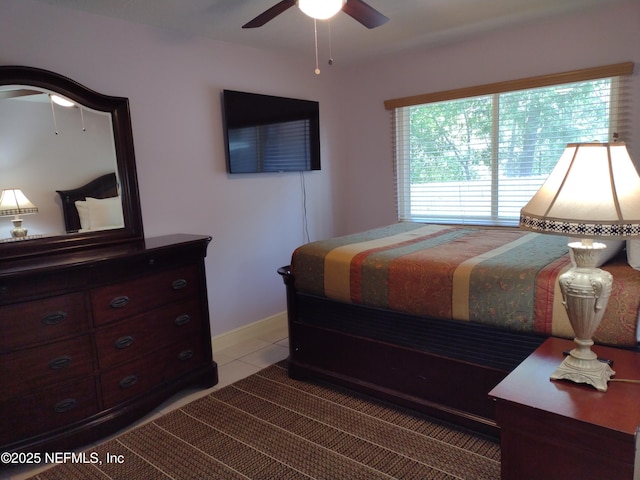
[0, 88, 42, 101]
[242, 0, 389, 29]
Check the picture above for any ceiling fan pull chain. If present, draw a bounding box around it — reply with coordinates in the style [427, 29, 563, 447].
[314, 18, 320, 75]
[80, 106, 86, 132]
[49, 96, 59, 135]
[328, 19, 334, 66]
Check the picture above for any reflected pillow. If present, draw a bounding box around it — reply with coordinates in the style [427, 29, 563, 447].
[86, 196, 124, 229]
[567, 238, 624, 267]
[75, 200, 91, 230]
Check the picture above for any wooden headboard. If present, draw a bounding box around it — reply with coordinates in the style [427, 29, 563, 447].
[56, 172, 118, 233]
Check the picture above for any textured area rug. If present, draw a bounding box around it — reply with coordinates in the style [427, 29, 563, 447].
[30, 362, 500, 479]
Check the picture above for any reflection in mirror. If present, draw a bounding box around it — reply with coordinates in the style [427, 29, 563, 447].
[0, 66, 143, 260]
[0, 85, 120, 238]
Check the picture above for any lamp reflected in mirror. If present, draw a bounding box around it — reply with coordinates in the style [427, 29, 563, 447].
[0, 188, 39, 238]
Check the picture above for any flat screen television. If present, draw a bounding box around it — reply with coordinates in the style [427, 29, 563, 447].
[222, 90, 321, 174]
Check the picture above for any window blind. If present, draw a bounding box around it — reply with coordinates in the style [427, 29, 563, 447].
[388, 62, 634, 226]
[227, 119, 312, 173]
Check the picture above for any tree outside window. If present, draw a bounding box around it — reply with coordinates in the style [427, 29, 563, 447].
[397, 78, 616, 225]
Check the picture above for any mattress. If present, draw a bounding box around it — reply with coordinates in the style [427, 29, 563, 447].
[291, 223, 640, 347]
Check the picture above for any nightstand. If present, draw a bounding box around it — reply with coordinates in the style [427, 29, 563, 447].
[489, 337, 640, 480]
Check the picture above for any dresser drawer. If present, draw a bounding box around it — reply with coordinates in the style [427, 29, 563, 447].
[0, 376, 98, 446]
[94, 298, 203, 369]
[0, 335, 93, 401]
[0, 293, 88, 352]
[161, 336, 208, 381]
[90, 265, 200, 326]
[0, 272, 84, 306]
[101, 336, 207, 409]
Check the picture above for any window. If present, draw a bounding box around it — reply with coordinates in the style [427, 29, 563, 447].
[387, 63, 633, 226]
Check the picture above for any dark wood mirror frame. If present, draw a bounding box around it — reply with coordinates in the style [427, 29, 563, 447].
[0, 66, 143, 260]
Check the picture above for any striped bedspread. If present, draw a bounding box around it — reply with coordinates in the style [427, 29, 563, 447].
[291, 223, 640, 347]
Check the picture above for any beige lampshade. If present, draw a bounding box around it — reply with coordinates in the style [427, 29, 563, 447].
[0, 189, 38, 216]
[520, 142, 640, 239]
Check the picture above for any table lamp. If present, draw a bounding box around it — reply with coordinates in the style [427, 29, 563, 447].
[520, 142, 640, 391]
[0, 188, 39, 238]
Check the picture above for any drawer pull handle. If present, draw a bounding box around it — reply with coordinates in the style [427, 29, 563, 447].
[171, 279, 187, 290]
[119, 375, 138, 389]
[174, 314, 191, 326]
[48, 355, 73, 370]
[178, 349, 194, 361]
[115, 335, 134, 349]
[0, 285, 8, 295]
[42, 311, 67, 325]
[110, 296, 130, 309]
[54, 398, 77, 413]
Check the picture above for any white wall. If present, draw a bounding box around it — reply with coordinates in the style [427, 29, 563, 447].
[0, 0, 343, 336]
[337, 0, 640, 234]
[1, 0, 639, 337]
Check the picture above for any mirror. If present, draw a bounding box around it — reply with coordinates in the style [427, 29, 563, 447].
[0, 66, 143, 260]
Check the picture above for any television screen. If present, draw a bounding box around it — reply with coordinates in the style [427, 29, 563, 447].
[222, 90, 321, 174]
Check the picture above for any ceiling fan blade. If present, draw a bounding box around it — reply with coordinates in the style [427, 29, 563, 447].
[342, 0, 388, 29]
[0, 89, 42, 101]
[242, 0, 296, 28]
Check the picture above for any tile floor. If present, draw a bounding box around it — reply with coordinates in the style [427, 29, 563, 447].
[4, 325, 289, 480]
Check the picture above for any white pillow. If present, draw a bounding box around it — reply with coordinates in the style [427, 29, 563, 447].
[85, 196, 124, 230]
[627, 240, 640, 270]
[567, 238, 624, 267]
[75, 200, 91, 230]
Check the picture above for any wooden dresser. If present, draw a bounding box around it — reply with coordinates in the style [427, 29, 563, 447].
[0, 234, 218, 454]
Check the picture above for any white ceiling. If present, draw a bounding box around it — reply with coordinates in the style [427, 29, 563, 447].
[35, 0, 627, 64]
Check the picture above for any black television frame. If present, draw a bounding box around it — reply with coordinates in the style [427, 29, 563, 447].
[222, 89, 321, 174]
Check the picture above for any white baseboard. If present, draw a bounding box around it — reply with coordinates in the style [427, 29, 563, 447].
[212, 311, 288, 352]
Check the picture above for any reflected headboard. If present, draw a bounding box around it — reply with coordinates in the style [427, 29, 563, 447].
[56, 173, 118, 233]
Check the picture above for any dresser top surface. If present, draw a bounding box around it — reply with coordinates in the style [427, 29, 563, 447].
[0, 234, 211, 277]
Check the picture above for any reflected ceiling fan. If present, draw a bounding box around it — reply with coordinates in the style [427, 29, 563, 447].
[243, 0, 389, 29]
[0, 88, 42, 101]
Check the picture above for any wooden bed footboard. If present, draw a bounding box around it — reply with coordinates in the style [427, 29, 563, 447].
[278, 266, 547, 437]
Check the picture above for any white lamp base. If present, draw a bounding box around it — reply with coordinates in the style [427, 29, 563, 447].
[550, 338, 615, 391]
[554, 241, 615, 392]
[10, 217, 28, 238]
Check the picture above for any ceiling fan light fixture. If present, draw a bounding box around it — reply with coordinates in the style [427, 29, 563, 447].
[298, 0, 343, 20]
[50, 94, 75, 107]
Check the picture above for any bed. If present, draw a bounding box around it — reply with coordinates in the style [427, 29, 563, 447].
[278, 222, 640, 436]
[56, 172, 123, 233]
